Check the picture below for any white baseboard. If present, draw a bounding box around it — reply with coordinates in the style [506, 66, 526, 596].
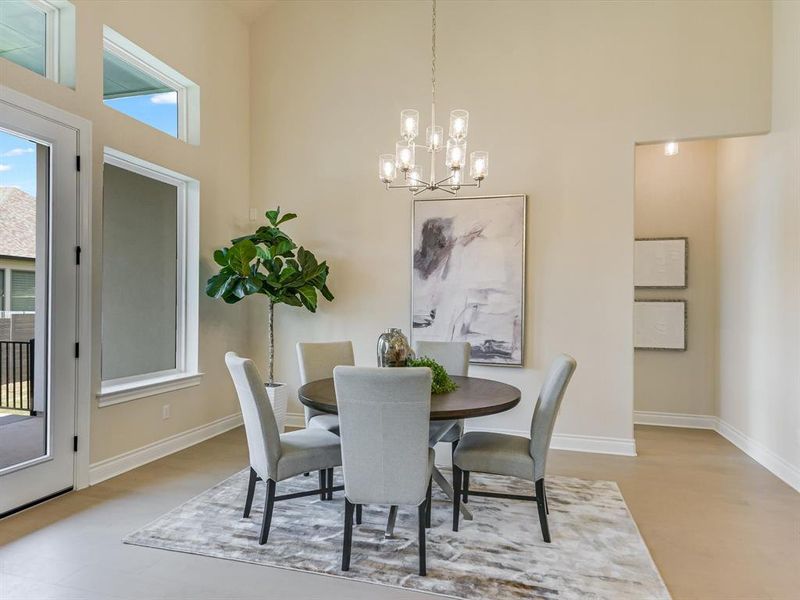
[715, 418, 800, 493]
[88, 413, 243, 485]
[635, 410, 800, 492]
[285, 412, 306, 429]
[634, 410, 717, 430]
[465, 425, 638, 457]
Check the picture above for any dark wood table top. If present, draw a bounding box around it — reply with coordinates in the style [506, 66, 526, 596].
[297, 375, 521, 421]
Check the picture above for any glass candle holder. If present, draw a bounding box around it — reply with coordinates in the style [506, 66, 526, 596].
[379, 154, 396, 183]
[446, 138, 467, 170]
[450, 168, 462, 190]
[449, 109, 469, 140]
[470, 151, 488, 180]
[396, 140, 415, 172]
[426, 125, 443, 151]
[400, 109, 419, 141]
[408, 165, 423, 192]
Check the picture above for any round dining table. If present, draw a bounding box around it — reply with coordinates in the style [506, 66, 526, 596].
[298, 374, 522, 534]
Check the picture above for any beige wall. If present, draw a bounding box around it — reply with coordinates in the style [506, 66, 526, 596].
[634, 140, 719, 416]
[716, 1, 800, 479]
[249, 0, 771, 447]
[1, 0, 253, 463]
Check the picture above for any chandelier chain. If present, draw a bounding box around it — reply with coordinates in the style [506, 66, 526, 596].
[431, 0, 436, 106]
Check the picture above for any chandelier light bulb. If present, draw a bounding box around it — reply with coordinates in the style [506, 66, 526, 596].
[396, 140, 415, 172]
[446, 138, 466, 170]
[408, 165, 423, 192]
[378, 154, 396, 183]
[450, 169, 461, 190]
[665, 141, 679, 156]
[449, 109, 469, 140]
[400, 109, 419, 141]
[470, 151, 488, 180]
[427, 125, 443, 151]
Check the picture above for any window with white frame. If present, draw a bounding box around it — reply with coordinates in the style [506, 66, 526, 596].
[0, 0, 75, 87]
[98, 148, 200, 406]
[102, 26, 199, 144]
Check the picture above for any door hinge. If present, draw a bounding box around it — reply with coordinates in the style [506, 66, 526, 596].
[74, 342, 79, 358]
[76, 155, 81, 171]
[75, 245, 81, 265]
[73, 436, 78, 452]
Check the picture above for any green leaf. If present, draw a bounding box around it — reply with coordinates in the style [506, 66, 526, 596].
[205, 272, 230, 298]
[320, 283, 334, 302]
[265, 208, 280, 226]
[228, 240, 257, 275]
[213, 248, 228, 267]
[276, 212, 297, 225]
[297, 284, 318, 312]
[279, 293, 303, 307]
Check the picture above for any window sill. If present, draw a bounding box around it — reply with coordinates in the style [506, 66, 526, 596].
[97, 372, 203, 407]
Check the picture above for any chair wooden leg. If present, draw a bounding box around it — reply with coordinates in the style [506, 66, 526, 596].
[425, 478, 432, 528]
[243, 467, 258, 518]
[342, 499, 354, 571]
[463, 471, 470, 504]
[418, 499, 427, 576]
[543, 481, 549, 515]
[259, 479, 276, 545]
[355, 504, 362, 525]
[327, 467, 334, 500]
[535, 478, 551, 543]
[452, 465, 462, 532]
[319, 470, 327, 501]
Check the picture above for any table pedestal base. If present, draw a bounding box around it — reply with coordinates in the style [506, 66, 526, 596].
[384, 467, 473, 538]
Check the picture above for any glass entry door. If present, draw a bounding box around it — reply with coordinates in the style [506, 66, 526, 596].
[0, 100, 79, 516]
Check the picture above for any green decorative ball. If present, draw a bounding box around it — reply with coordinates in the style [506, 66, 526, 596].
[407, 356, 458, 394]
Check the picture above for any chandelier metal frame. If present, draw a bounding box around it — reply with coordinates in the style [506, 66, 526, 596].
[379, 0, 489, 196]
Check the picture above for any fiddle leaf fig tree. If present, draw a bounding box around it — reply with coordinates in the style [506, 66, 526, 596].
[206, 207, 334, 384]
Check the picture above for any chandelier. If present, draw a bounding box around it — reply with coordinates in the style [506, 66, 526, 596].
[378, 0, 489, 196]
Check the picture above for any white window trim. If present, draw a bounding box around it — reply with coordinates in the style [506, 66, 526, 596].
[10, 0, 76, 87]
[97, 148, 200, 407]
[102, 26, 200, 145]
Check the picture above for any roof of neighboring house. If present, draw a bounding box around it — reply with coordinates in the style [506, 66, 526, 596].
[0, 187, 36, 259]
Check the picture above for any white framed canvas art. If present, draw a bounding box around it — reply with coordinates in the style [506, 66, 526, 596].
[634, 237, 688, 288]
[411, 194, 526, 366]
[634, 300, 687, 351]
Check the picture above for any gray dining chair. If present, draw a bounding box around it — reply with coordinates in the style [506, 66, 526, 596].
[225, 352, 343, 545]
[334, 366, 434, 576]
[296, 341, 354, 436]
[451, 354, 577, 542]
[416, 341, 470, 453]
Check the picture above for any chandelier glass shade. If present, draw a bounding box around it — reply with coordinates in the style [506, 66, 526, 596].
[378, 0, 489, 196]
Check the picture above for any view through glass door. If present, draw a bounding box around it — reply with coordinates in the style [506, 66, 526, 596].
[0, 101, 79, 517]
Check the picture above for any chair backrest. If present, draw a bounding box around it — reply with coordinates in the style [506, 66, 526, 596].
[414, 340, 470, 377]
[225, 352, 282, 481]
[296, 341, 355, 423]
[334, 366, 432, 506]
[529, 354, 577, 481]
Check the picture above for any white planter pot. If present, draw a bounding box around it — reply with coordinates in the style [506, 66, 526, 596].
[265, 383, 288, 433]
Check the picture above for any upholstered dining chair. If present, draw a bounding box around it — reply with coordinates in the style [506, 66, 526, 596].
[296, 341, 354, 435]
[334, 366, 434, 576]
[451, 354, 577, 542]
[225, 352, 343, 545]
[416, 341, 470, 453]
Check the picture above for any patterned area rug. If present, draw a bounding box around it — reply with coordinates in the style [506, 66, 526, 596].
[124, 469, 670, 600]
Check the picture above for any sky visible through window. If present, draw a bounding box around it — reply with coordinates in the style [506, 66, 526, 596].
[104, 91, 178, 137]
[0, 129, 36, 196]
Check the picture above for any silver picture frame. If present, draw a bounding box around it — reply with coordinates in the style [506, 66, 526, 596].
[410, 194, 527, 367]
[634, 299, 687, 351]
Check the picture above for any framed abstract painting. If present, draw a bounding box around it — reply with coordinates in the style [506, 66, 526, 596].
[411, 194, 526, 366]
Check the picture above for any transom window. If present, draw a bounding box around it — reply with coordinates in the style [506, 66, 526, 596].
[102, 26, 199, 144]
[0, 0, 75, 86]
